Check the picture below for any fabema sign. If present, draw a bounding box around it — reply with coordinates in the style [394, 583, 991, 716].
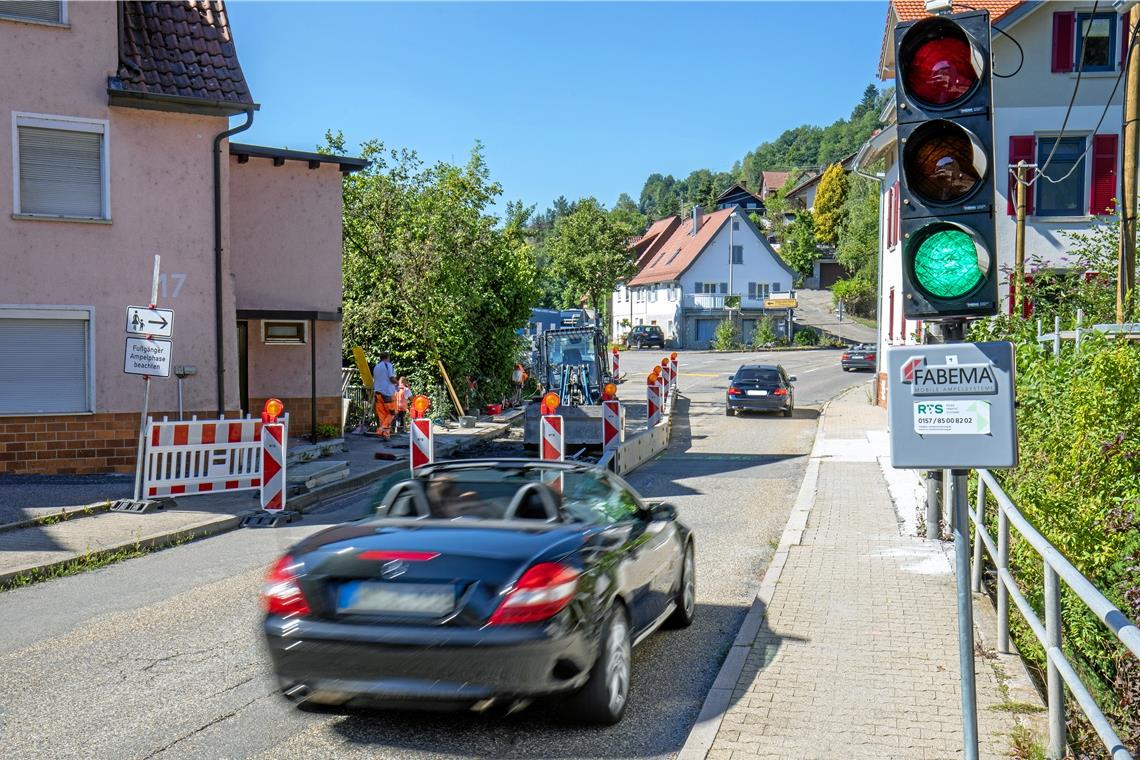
[887, 341, 1016, 469]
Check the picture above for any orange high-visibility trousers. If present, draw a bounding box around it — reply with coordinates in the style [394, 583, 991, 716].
[374, 393, 396, 438]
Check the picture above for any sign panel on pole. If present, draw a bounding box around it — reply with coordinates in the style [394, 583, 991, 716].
[260, 422, 286, 511]
[124, 337, 173, 377]
[125, 306, 175, 338]
[887, 341, 1016, 469]
[602, 400, 622, 451]
[764, 298, 798, 309]
[410, 418, 434, 472]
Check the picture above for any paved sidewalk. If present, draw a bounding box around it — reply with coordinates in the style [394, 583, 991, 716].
[684, 386, 1026, 760]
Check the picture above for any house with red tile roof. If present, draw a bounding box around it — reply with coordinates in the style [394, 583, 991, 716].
[858, 0, 1125, 405]
[760, 171, 791, 199]
[0, 1, 365, 474]
[613, 206, 797, 348]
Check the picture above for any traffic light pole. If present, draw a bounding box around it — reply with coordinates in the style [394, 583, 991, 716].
[1120, 4, 1140, 324]
[937, 317, 980, 760]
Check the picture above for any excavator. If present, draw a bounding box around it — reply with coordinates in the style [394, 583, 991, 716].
[523, 326, 615, 448]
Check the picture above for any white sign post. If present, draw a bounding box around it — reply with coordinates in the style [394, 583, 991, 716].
[116, 255, 175, 510]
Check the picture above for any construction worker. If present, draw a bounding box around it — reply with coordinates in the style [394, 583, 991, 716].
[511, 363, 526, 406]
[372, 351, 397, 440]
[394, 376, 412, 434]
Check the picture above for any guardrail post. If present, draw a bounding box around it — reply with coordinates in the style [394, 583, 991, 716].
[971, 475, 985, 593]
[997, 502, 1010, 654]
[1044, 563, 1066, 759]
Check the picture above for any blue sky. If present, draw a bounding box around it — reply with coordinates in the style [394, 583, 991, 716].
[226, 1, 887, 213]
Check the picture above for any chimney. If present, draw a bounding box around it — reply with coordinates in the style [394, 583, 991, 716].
[691, 204, 702, 235]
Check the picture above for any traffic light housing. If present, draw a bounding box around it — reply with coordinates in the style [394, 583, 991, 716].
[895, 10, 998, 320]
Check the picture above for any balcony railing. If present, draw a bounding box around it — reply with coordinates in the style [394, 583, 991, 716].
[682, 293, 793, 310]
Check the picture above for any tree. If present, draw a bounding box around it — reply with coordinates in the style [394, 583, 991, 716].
[813, 163, 849, 246]
[611, 193, 647, 236]
[639, 173, 679, 219]
[836, 174, 880, 284]
[333, 132, 537, 415]
[545, 198, 637, 336]
[780, 211, 819, 278]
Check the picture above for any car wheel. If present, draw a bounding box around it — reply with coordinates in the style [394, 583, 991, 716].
[783, 405, 793, 418]
[666, 542, 696, 629]
[725, 406, 734, 416]
[566, 604, 631, 725]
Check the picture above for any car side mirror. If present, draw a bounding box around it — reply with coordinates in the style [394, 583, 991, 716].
[726, 375, 734, 382]
[788, 376, 797, 382]
[645, 501, 677, 521]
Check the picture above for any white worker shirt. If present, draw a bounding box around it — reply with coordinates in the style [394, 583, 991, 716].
[373, 360, 396, 396]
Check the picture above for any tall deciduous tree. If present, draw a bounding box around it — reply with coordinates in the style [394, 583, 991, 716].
[813, 163, 849, 246]
[780, 211, 818, 277]
[546, 198, 637, 335]
[331, 132, 537, 414]
[611, 193, 647, 236]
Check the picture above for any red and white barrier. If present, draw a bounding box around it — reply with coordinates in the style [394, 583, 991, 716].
[410, 417, 433, 472]
[611, 347, 620, 377]
[260, 422, 287, 511]
[647, 377, 662, 427]
[602, 400, 622, 451]
[143, 415, 287, 497]
[540, 414, 564, 461]
[669, 355, 678, 390]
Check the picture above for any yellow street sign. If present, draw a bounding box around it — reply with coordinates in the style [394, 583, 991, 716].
[765, 298, 798, 309]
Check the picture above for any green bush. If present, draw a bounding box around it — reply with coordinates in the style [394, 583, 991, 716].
[793, 328, 819, 346]
[752, 316, 777, 348]
[831, 277, 876, 317]
[711, 318, 740, 350]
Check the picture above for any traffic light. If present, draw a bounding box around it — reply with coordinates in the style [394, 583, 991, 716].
[895, 10, 997, 320]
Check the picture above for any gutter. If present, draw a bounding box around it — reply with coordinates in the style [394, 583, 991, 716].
[212, 108, 256, 417]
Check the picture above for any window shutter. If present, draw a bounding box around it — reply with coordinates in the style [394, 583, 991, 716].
[1052, 12, 1076, 73]
[0, 1, 62, 23]
[885, 186, 894, 247]
[1090, 133, 1118, 214]
[888, 288, 895, 341]
[1122, 14, 1131, 68]
[0, 318, 89, 413]
[1007, 136, 1036, 216]
[18, 127, 103, 217]
[695, 281, 703, 294]
[719, 282, 728, 294]
[893, 181, 901, 244]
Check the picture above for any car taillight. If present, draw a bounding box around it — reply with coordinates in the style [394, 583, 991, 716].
[866, 354, 876, 361]
[727, 387, 742, 396]
[489, 562, 578, 625]
[773, 388, 788, 396]
[263, 554, 311, 617]
[842, 353, 850, 360]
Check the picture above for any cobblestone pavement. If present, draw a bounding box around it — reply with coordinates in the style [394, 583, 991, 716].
[702, 389, 1018, 760]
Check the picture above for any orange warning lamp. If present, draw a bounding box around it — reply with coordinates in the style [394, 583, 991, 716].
[410, 394, 431, 419]
[541, 391, 561, 415]
[602, 382, 617, 400]
[661, 358, 669, 369]
[647, 373, 657, 385]
[670, 351, 678, 361]
[262, 398, 284, 424]
[612, 346, 619, 354]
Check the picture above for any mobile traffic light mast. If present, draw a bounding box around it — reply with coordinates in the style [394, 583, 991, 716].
[895, 10, 997, 324]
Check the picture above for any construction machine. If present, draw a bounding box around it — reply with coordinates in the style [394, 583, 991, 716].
[523, 326, 614, 448]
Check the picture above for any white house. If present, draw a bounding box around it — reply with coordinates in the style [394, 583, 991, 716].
[613, 206, 797, 348]
[857, 0, 1125, 404]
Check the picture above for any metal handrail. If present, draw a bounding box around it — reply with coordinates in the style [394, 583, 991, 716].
[969, 468, 1140, 760]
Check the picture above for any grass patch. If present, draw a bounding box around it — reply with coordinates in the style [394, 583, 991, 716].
[989, 701, 1047, 715]
[1009, 724, 1046, 760]
[1, 533, 192, 591]
[34, 503, 102, 526]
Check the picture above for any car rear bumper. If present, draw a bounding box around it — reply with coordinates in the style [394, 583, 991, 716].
[841, 360, 875, 370]
[727, 395, 789, 412]
[264, 616, 595, 704]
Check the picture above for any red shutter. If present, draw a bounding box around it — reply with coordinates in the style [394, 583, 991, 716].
[1052, 12, 1075, 73]
[1090, 133, 1118, 215]
[886, 185, 895, 247]
[1008, 136, 1036, 216]
[1122, 14, 1131, 69]
[1023, 274, 1035, 319]
[894, 181, 901, 243]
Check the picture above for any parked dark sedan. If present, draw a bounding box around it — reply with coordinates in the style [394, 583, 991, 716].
[624, 324, 665, 349]
[841, 344, 877, 372]
[262, 459, 695, 725]
[726, 364, 795, 417]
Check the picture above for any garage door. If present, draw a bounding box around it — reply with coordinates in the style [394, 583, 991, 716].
[695, 319, 718, 346]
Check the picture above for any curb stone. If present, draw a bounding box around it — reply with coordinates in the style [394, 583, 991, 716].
[675, 387, 849, 760]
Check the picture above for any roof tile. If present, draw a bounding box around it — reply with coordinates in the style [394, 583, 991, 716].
[890, 0, 1019, 22]
[116, 1, 254, 107]
[629, 209, 736, 286]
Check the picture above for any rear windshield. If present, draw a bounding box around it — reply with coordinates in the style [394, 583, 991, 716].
[736, 368, 780, 383]
[382, 466, 640, 524]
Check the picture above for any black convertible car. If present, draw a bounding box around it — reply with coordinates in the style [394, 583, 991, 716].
[262, 459, 695, 725]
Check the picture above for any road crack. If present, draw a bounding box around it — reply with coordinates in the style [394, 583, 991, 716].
[140, 693, 271, 759]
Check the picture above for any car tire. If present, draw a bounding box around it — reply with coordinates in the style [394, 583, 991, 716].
[783, 405, 793, 418]
[842, 367, 850, 372]
[566, 604, 632, 725]
[665, 542, 696, 629]
[725, 406, 734, 416]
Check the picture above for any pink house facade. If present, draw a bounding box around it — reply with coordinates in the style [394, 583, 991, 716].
[0, 1, 363, 474]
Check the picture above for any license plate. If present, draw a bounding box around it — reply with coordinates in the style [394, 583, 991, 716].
[746, 390, 768, 396]
[337, 581, 455, 616]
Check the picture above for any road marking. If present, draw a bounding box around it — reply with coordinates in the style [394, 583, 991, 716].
[681, 372, 722, 377]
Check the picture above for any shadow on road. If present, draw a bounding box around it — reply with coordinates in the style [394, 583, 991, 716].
[320, 600, 799, 759]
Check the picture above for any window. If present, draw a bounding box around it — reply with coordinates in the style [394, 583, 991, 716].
[665, 248, 682, 265]
[262, 320, 308, 345]
[731, 244, 744, 265]
[0, 308, 92, 414]
[1036, 136, 1086, 216]
[1076, 13, 1116, 72]
[698, 282, 720, 294]
[747, 282, 770, 300]
[732, 219, 740, 231]
[667, 285, 678, 302]
[719, 282, 728, 294]
[772, 282, 783, 293]
[13, 113, 108, 220]
[0, 1, 64, 24]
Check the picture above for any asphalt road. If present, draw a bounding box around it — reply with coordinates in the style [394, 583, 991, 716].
[0, 349, 868, 760]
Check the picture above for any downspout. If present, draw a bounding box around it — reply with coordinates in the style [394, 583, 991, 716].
[212, 108, 255, 417]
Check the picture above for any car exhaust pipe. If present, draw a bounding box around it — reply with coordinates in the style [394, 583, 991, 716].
[470, 698, 497, 713]
[284, 683, 310, 701]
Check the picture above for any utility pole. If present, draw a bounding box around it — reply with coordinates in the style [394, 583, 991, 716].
[1120, 5, 1140, 324]
[1014, 161, 1027, 317]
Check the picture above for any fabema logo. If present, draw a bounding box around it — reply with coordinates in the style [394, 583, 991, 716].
[900, 356, 926, 384]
